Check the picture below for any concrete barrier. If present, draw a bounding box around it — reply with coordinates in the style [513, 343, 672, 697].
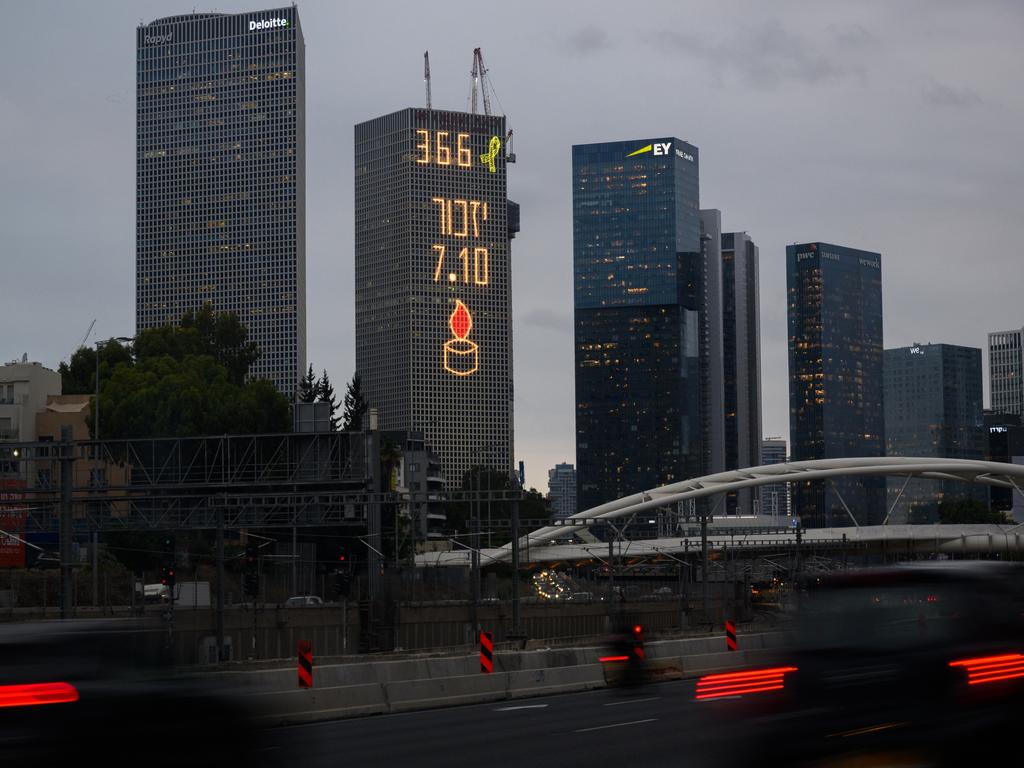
[251, 682, 389, 726]
[506, 664, 605, 698]
[385, 673, 507, 712]
[227, 630, 791, 724]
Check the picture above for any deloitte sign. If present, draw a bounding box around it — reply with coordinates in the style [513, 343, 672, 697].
[249, 17, 289, 31]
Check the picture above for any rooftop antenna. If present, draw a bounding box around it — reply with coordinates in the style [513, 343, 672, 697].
[424, 51, 432, 110]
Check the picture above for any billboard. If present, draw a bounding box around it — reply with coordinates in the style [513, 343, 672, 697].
[0, 479, 26, 568]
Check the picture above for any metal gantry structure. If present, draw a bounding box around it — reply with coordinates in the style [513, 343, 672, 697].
[6, 430, 378, 534]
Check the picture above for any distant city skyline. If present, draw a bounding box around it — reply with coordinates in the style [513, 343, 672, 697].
[3, 1, 1023, 492]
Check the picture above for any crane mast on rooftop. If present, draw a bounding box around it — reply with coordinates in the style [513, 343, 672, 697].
[424, 51, 431, 110]
[469, 47, 491, 116]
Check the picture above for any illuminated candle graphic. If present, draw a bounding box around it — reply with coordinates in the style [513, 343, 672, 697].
[444, 300, 479, 376]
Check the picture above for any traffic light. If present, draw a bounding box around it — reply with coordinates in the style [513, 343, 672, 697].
[631, 624, 645, 661]
[160, 536, 176, 589]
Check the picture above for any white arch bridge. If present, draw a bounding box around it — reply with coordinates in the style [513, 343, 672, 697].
[416, 458, 1024, 567]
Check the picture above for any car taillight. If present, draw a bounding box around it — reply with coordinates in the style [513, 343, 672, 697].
[0, 682, 80, 708]
[949, 653, 1024, 686]
[695, 666, 798, 700]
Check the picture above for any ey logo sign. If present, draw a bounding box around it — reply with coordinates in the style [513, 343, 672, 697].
[627, 142, 671, 158]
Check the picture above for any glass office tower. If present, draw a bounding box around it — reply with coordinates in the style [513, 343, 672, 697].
[354, 108, 515, 487]
[885, 343, 984, 522]
[136, 8, 305, 396]
[787, 242, 884, 526]
[573, 138, 707, 515]
[721, 231, 762, 515]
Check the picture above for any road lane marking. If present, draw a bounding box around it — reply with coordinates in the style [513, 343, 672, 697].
[573, 718, 658, 733]
[494, 704, 549, 711]
[603, 696, 660, 706]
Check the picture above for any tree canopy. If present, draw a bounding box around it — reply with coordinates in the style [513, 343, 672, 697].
[938, 497, 1008, 525]
[77, 305, 291, 440]
[342, 373, 368, 431]
[59, 340, 133, 395]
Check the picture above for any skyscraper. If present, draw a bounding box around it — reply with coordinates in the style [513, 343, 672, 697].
[547, 462, 577, 519]
[354, 108, 515, 487]
[884, 343, 984, 522]
[787, 242, 884, 527]
[721, 230, 762, 514]
[573, 137, 707, 514]
[136, 8, 305, 396]
[989, 328, 1024, 417]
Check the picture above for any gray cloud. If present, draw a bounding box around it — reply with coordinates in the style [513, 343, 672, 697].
[566, 26, 613, 56]
[827, 23, 876, 49]
[922, 78, 982, 107]
[652, 19, 859, 89]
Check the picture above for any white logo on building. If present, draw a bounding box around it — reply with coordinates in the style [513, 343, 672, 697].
[144, 33, 172, 44]
[249, 17, 289, 31]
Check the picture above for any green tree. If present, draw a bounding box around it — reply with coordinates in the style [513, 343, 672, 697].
[342, 373, 368, 431]
[180, 303, 260, 385]
[94, 309, 290, 440]
[318, 369, 339, 430]
[443, 466, 549, 539]
[59, 340, 133, 396]
[298, 364, 318, 404]
[938, 497, 1008, 525]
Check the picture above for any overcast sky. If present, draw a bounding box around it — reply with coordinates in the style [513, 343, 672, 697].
[2, 1, 1022, 491]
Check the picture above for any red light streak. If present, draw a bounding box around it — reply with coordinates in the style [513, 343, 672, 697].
[600, 655, 630, 663]
[949, 653, 1024, 686]
[695, 666, 797, 701]
[0, 682, 79, 708]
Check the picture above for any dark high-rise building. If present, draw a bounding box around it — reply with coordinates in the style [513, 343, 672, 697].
[884, 343, 985, 522]
[721, 230, 762, 514]
[989, 327, 1024, 417]
[985, 411, 1024, 516]
[787, 242, 884, 527]
[573, 138, 707, 515]
[760, 437, 790, 519]
[354, 108, 515, 487]
[136, 8, 305, 396]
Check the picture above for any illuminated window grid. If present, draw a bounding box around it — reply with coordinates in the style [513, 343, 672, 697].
[355, 109, 513, 487]
[136, 8, 305, 395]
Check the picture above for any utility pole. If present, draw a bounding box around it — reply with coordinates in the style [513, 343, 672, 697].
[59, 425, 73, 619]
[510, 492, 520, 636]
[701, 506, 709, 621]
[216, 506, 225, 661]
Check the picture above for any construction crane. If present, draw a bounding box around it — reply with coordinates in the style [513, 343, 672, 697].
[469, 47, 491, 116]
[423, 51, 431, 110]
[65, 318, 96, 362]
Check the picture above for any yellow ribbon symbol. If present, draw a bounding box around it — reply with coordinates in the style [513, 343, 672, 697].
[480, 136, 501, 173]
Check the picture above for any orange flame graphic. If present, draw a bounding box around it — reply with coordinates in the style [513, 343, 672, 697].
[450, 300, 472, 340]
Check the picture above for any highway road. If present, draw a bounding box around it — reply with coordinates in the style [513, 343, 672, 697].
[261, 680, 722, 767]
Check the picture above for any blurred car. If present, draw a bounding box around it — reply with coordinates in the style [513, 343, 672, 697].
[694, 562, 1024, 767]
[284, 595, 323, 607]
[0, 619, 273, 767]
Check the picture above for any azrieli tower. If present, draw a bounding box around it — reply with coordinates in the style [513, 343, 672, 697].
[136, 7, 305, 396]
[354, 108, 518, 487]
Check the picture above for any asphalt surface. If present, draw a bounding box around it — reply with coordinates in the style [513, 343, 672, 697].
[260, 680, 723, 767]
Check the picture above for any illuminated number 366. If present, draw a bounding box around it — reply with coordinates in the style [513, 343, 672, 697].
[416, 130, 472, 168]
